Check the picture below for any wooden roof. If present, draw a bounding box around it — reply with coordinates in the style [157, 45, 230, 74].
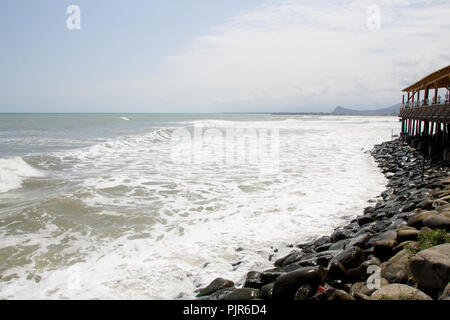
[402, 64, 450, 92]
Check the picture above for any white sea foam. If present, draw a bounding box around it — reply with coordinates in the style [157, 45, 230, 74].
[0, 157, 42, 193]
[0, 115, 401, 299]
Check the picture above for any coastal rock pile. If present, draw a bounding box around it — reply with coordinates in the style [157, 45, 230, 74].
[195, 139, 450, 300]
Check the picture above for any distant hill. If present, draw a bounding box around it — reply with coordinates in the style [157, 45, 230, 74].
[331, 103, 401, 115]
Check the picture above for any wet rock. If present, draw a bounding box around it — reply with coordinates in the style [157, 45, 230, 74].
[410, 243, 450, 289]
[201, 287, 236, 300]
[345, 233, 371, 249]
[356, 215, 374, 227]
[381, 249, 414, 283]
[244, 271, 264, 289]
[310, 287, 355, 300]
[327, 246, 364, 279]
[329, 239, 350, 251]
[196, 277, 235, 297]
[331, 228, 354, 242]
[294, 284, 313, 300]
[260, 283, 274, 300]
[368, 230, 397, 246]
[272, 266, 327, 300]
[220, 288, 259, 300]
[370, 284, 432, 300]
[261, 269, 282, 283]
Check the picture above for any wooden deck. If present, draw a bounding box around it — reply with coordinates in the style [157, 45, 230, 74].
[399, 103, 450, 122]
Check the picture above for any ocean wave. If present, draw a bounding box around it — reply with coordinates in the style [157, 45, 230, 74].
[0, 157, 42, 193]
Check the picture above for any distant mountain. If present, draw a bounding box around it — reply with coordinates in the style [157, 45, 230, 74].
[331, 103, 401, 115]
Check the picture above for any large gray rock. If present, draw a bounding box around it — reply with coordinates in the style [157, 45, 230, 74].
[407, 210, 439, 228]
[423, 214, 450, 231]
[381, 249, 414, 283]
[272, 266, 327, 300]
[410, 243, 450, 289]
[370, 284, 432, 300]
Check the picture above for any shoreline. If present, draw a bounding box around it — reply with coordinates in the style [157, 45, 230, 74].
[194, 138, 450, 300]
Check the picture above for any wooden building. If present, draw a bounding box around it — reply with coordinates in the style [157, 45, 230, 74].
[399, 65, 450, 160]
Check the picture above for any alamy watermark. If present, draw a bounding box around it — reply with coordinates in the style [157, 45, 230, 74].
[170, 122, 280, 176]
[66, 5, 81, 30]
[366, 5, 381, 30]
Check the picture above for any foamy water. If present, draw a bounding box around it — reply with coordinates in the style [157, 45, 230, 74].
[0, 114, 400, 299]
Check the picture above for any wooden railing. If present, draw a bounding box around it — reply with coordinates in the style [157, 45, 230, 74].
[399, 102, 450, 122]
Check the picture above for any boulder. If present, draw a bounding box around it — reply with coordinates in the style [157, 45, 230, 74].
[196, 277, 234, 297]
[370, 284, 432, 300]
[244, 271, 263, 289]
[294, 284, 313, 300]
[220, 288, 259, 300]
[327, 246, 364, 279]
[438, 282, 450, 300]
[422, 214, 450, 231]
[410, 243, 450, 289]
[368, 230, 397, 246]
[357, 215, 375, 227]
[260, 283, 274, 300]
[350, 278, 389, 297]
[373, 239, 398, 261]
[272, 266, 327, 300]
[396, 228, 420, 242]
[310, 287, 355, 300]
[407, 210, 439, 228]
[381, 249, 414, 283]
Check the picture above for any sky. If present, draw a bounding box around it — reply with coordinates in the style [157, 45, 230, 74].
[0, 0, 449, 113]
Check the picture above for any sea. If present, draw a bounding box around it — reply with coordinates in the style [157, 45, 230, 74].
[0, 113, 400, 299]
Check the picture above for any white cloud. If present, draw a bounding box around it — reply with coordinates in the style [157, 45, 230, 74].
[115, 0, 450, 112]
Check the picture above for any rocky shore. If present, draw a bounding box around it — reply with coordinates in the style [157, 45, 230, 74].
[195, 138, 450, 301]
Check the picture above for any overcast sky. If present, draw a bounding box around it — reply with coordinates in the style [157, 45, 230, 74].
[1, 0, 449, 113]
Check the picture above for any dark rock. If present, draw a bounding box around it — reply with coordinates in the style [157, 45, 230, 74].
[220, 288, 259, 300]
[357, 215, 374, 227]
[260, 270, 282, 284]
[368, 230, 397, 246]
[260, 283, 274, 300]
[272, 266, 327, 300]
[315, 243, 332, 252]
[396, 227, 420, 242]
[345, 233, 371, 249]
[294, 284, 313, 300]
[196, 277, 234, 297]
[331, 228, 354, 242]
[410, 243, 450, 289]
[244, 271, 263, 289]
[327, 246, 364, 279]
[329, 239, 350, 251]
[309, 287, 355, 300]
[438, 282, 450, 300]
[201, 287, 236, 300]
[373, 238, 398, 261]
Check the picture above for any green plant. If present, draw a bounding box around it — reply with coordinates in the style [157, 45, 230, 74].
[417, 229, 450, 252]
